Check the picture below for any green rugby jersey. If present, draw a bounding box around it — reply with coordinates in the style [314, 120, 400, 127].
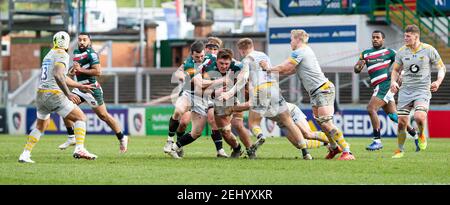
[182, 53, 216, 94]
[201, 60, 243, 80]
[183, 53, 216, 78]
[202, 60, 243, 100]
[359, 47, 396, 87]
[73, 47, 100, 85]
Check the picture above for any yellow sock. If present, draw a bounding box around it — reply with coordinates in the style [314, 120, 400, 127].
[331, 128, 350, 152]
[306, 140, 323, 149]
[397, 129, 407, 151]
[417, 124, 426, 141]
[324, 131, 338, 149]
[24, 129, 41, 152]
[74, 121, 86, 149]
[251, 126, 263, 138]
[314, 132, 329, 143]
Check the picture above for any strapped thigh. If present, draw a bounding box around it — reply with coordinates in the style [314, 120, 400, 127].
[218, 124, 232, 132]
[314, 115, 333, 125]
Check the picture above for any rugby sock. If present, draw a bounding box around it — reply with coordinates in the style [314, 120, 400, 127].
[74, 121, 86, 150]
[176, 131, 185, 142]
[330, 128, 350, 152]
[23, 129, 42, 154]
[306, 140, 324, 149]
[232, 143, 241, 153]
[251, 126, 264, 139]
[66, 127, 75, 140]
[115, 132, 124, 140]
[323, 130, 338, 149]
[211, 130, 223, 151]
[397, 129, 407, 151]
[388, 113, 399, 123]
[407, 127, 417, 138]
[373, 128, 381, 142]
[417, 124, 427, 142]
[176, 133, 196, 147]
[297, 137, 307, 150]
[313, 131, 329, 143]
[301, 148, 309, 157]
[168, 117, 180, 141]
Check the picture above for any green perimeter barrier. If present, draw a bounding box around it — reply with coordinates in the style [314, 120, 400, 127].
[146, 105, 209, 136]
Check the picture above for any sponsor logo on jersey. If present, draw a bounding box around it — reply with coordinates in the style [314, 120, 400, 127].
[409, 64, 420, 73]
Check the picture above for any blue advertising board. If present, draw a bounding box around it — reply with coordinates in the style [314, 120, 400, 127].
[282, 108, 398, 138]
[269, 25, 357, 44]
[26, 107, 129, 135]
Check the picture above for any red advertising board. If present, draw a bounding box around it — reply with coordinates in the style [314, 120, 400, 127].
[428, 110, 450, 138]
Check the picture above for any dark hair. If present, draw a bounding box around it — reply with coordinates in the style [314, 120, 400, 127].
[78, 32, 91, 39]
[217, 48, 233, 60]
[372, 30, 385, 39]
[190, 40, 205, 54]
[405, 24, 420, 35]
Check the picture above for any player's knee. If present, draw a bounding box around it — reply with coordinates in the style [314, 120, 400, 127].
[72, 110, 86, 122]
[413, 114, 426, 125]
[178, 122, 188, 131]
[367, 105, 377, 115]
[173, 109, 184, 119]
[231, 120, 243, 130]
[397, 121, 407, 129]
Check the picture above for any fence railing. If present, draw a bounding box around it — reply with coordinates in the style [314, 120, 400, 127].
[4, 67, 450, 106]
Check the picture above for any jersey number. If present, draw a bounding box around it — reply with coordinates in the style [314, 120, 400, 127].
[41, 60, 51, 81]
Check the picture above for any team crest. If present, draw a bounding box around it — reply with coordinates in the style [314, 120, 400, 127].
[12, 112, 21, 130]
[133, 113, 143, 131]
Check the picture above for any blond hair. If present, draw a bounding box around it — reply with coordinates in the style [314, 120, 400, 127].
[236, 38, 253, 50]
[291, 29, 309, 44]
[405, 24, 420, 36]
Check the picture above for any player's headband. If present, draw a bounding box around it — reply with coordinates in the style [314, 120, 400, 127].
[205, 43, 219, 49]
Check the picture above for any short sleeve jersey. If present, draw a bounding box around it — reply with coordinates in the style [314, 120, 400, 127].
[73, 47, 100, 85]
[359, 47, 396, 87]
[38, 49, 70, 90]
[394, 43, 443, 90]
[289, 46, 328, 95]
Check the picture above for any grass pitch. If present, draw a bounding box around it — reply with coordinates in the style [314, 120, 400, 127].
[0, 135, 449, 185]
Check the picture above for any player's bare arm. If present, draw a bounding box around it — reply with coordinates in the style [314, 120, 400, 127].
[260, 59, 297, 75]
[218, 63, 249, 101]
[232, 101, 250, 113]
[65, 77, 95, 94]
[76, 63, 102, 76]
[431, 60, 446, 92]
[193, 73, 228, 89]
[53, 63, 81, 104]
[390, 62, 401, 93]
[354, 59, 366, 73]
[67, 62, 79, 78]
[174, 64, 186, 82]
